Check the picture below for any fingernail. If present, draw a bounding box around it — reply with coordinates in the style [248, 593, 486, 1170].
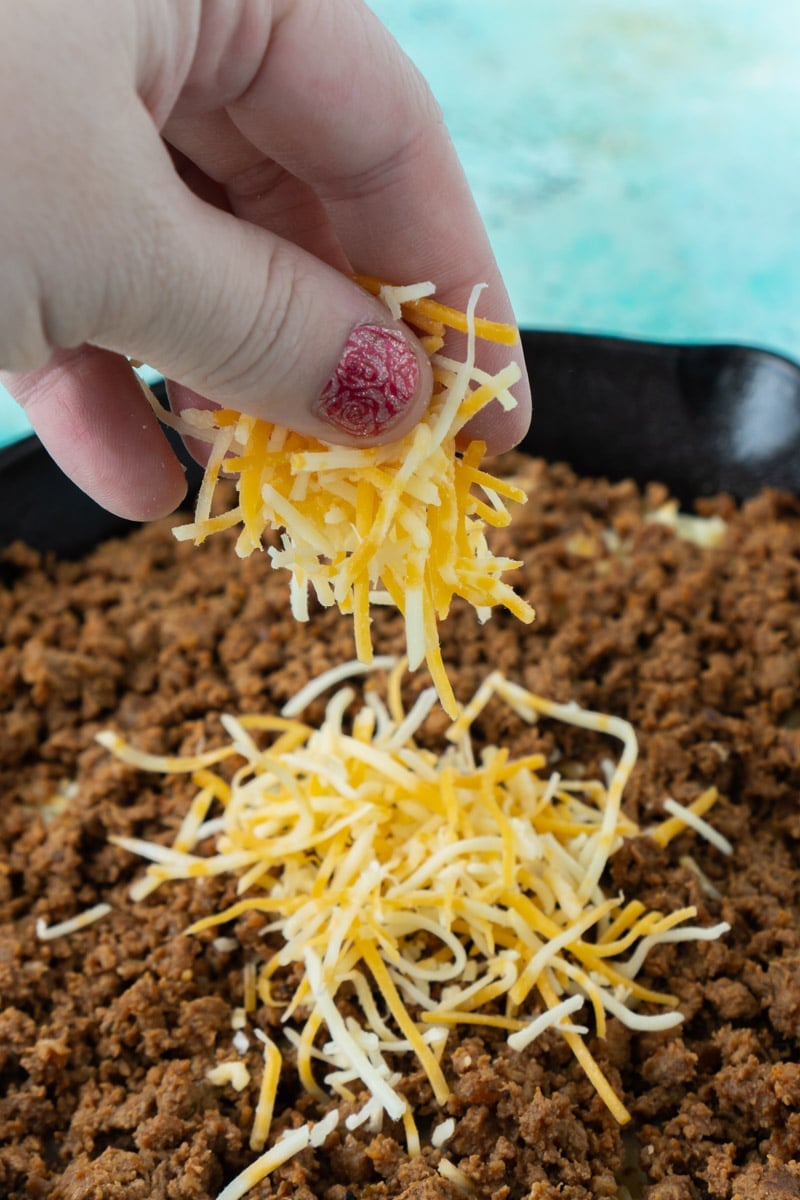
[316, 324, 421, 438]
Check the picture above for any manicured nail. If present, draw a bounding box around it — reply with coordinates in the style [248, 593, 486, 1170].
[316, 324, 420, 438]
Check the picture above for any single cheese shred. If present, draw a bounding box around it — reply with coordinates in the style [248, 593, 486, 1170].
[98, 662, 730, 1197]
[145, 282, 534, 717]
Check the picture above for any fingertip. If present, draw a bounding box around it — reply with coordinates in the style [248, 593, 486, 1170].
[453, 330, 532, 456]
[462, 400, 531, 457]
[121, 452, 188, 523]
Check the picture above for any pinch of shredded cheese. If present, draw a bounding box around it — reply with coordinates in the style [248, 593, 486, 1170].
[99, 661, 732, 1200]
[147, 283, 534, 717]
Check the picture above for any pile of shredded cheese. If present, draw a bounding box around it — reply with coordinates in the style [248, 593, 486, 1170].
[146, 280, 534, 717]
[97, 661, 730, 1198]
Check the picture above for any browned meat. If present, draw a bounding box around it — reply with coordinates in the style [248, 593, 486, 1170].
[1, 458, 799, 1198]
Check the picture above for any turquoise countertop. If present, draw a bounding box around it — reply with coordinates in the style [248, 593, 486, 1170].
[369, 0, 800, 352]
[3, 1, 800, 446]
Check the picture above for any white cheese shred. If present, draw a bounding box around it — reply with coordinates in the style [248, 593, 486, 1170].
[216, 1126, 311, 1200]
[281, 656, 397, 718]
[507, 993, 585, 1052]
[679, 854, 723, 900]
[35, 903, 112, 941]
[431, 1117, 456, 1149]
[662, 797, 734, 855]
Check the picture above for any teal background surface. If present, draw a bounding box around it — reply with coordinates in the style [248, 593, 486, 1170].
[368, 0, 800, 352]
[3, 1, 800, 446]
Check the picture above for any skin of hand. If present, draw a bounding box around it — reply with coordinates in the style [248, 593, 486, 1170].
[0, 0, 531, 521]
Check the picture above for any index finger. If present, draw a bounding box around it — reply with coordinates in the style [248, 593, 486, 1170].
[223, 0, 530, 452]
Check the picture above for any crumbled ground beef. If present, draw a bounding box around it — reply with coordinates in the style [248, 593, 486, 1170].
[1, 457, 799, 1199]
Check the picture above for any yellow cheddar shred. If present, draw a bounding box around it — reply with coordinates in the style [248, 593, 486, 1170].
[650, 786, 719, 847]
[101, 660, 731, 1200]
[146, 282, 534, 717]
[250, 1035, 282, 1152]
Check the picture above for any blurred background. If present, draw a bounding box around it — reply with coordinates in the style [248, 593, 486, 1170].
[368, 0, 800, 350]
[2, 0, 800, 446]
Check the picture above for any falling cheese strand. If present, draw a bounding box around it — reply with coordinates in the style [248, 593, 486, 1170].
[100, 661, 731, 1192]
[146, 282, 534, 717]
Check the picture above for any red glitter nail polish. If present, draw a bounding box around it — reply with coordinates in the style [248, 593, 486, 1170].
[316, 325, 420, 438]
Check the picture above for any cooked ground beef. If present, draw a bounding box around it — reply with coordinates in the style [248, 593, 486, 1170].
[1, 457, 799, 1200]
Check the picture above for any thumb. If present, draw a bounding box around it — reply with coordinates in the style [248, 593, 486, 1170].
[93, 176, 433, 447]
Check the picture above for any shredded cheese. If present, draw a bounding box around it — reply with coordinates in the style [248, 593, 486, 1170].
[645, 501, 728, 548]
[661, 797, 733, 855]
[35, 903, 111, 941]
[214, 936, 239, 954]
[438, 1158, 476, 1195]
[98, 664, 731, 1196]
[250, 1035, 282, 1151]
[207, 1061, 251, 1092]
[650, 786, 720, 848]
[216, 1126, 311, 1200]
[309, 1109, 340, 1148]
[507, 992, 586, 1052]
[147, 283, 533, 717]
[679, 854, 723, 901]
[431, 1117, 456, 1149]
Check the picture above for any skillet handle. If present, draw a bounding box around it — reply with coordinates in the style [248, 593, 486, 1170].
[519, 331, 800, 504]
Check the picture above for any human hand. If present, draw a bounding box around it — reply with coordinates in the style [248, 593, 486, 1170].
[0, 0, 531, 520]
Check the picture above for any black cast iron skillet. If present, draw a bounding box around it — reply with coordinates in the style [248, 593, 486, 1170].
[3, 332, 800, 556]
